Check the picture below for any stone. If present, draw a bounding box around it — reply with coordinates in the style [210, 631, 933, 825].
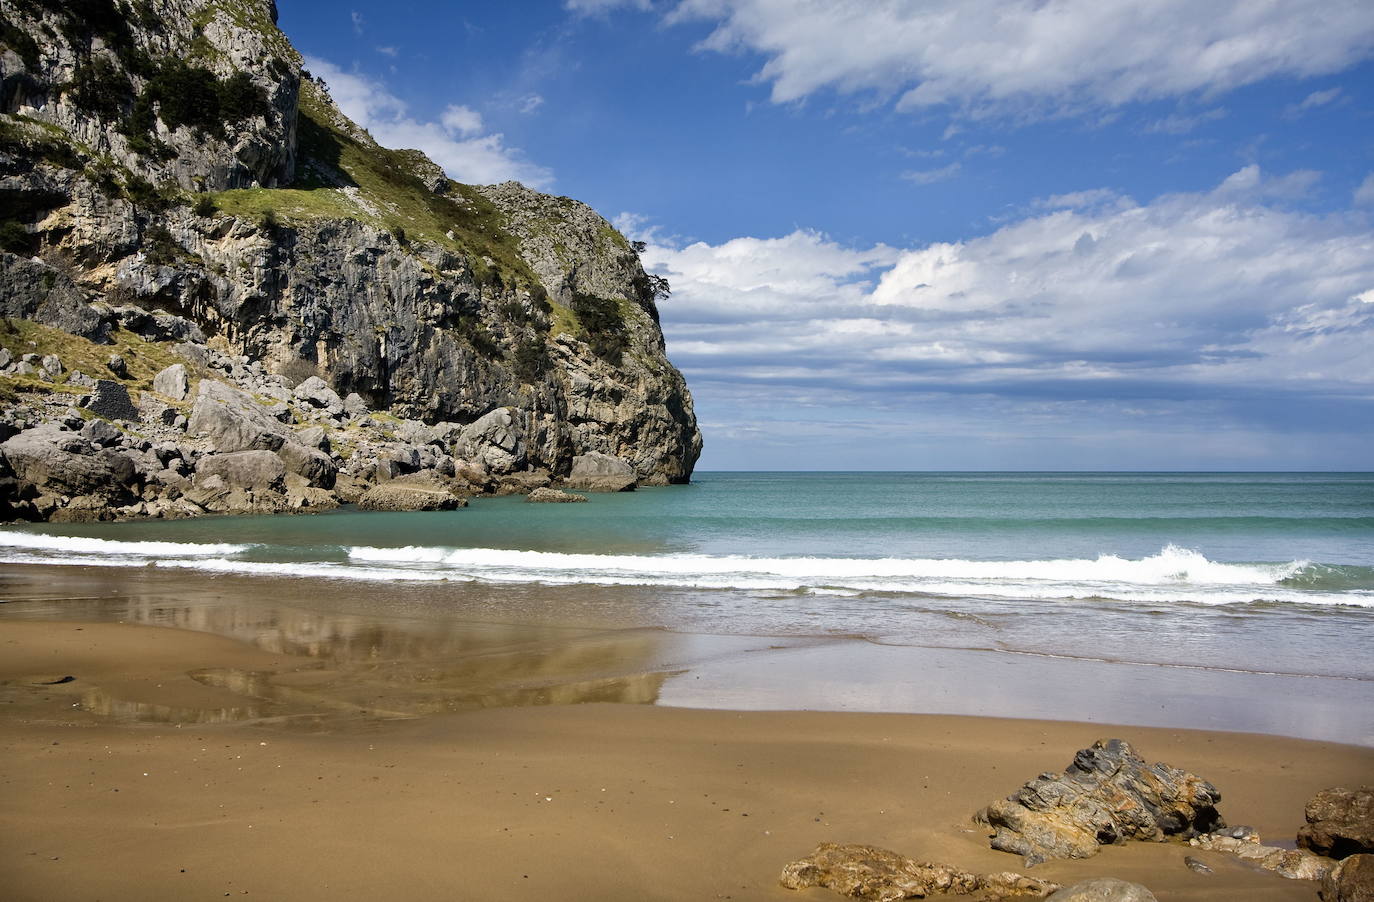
[778, 843, 1058, 901]
[296, 425, 330, 451]
[396, 419, 434, 445]
[1045, 878, 1157, 901]
[1183, 856, 1212, 874]
[455, 408, 524, 474]
[526, 487, 588, 503]
[49, 495, 113, 523]
[976, 739, 1224, 865]
[39, 354, 63, 378]
[1300, 788, 1374, 859]
[107, 354, 128, 378]
[194, 451, 287, 492]
[357, 477, 466, 512]
[1189, 832, 1334, 880]
[80, 418, 122, 447]
[1322, 854, 1374, 902]
[276, 440, 338, 488]
[187, 380, 287, 452]
[0, 425, 136, 501]
[152, 363, 190, 400]
[293, 376, 345, 415]
[87, 380, 140, 421]
[565, 451, 637, 492]
[0, 348, 10, 369]
[343, 392, 370, 419]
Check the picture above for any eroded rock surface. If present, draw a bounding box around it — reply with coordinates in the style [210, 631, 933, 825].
[1301, 788, 1374, 860]
[779, 843, 1059, 901]
[976, 739, 1224, 865]
[1190, 831, 1334, 880]
[1045, 879, 1156, 901]
[1321, 854, 1374, 902]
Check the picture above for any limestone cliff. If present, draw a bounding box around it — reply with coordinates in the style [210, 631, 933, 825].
[0, 0, 701, 520]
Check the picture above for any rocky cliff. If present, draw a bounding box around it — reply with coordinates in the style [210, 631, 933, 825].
[0, 0, 701, 521]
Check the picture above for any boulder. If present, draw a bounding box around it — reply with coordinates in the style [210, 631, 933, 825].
[976, 739, 1224, 865]
[778, 843, 1058, 901]
[293, 376, 345, 415]
[1190, 830, 1334, 880]
[87, 380, 140, 421]
[1322, 854, 1374, 902]
[153, 363, 190, 400]
[107, 354, 128, 378]
[565, 451, 637, 492]
[1046, 878, 1157, 901]
[276, 440, 337, 488]
[81, 418, 122, 447]
[194, 451, 287, 492]
[526, 487, 588, 503]
[1300, 788, 1374, 859]
[187, 380, 287, 452]
[343, 392, 370, 419]
[0, 425, 134, 500]
[455, 407, 524, 474]
[295, 425, 329, 451]
[357, 477, 466, 512]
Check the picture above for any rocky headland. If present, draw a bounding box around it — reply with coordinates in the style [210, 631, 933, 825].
[0, 0, 700, 521]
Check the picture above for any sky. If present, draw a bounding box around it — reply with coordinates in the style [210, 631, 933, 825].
[278, 0, 1374, 471]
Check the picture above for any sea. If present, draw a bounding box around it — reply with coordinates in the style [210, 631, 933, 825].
[2, 472, 1373, 740]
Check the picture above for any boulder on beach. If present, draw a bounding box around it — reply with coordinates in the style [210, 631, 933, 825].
[1321, 854, 1374, 902]
[1046, 878, 1157, 901]
[975, 739, 1225, 865]
[779, 842, 1058, 901]
[1300, 787, 1374, 859]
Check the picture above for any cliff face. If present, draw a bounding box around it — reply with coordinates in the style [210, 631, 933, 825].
[0, 0, 700, 520]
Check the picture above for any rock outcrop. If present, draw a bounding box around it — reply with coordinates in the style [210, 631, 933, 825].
[779, 843, 1059, 901]
[1300, 788, 1374, 860]
[0, 0, 700, 522]
[1188, 830, 1333, 880]
[1045, 879, 1157, 902]
[975, 739, 1225, 865]
[1322, 854, 1374, 902]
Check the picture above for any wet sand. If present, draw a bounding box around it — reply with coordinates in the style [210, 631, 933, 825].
[2, 564, 1372, 901]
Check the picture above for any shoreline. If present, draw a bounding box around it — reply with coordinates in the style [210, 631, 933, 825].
[3, 563, 1372, 900]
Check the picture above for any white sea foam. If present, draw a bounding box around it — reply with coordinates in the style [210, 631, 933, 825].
[2, 532, 1366, 608]
[341, 543, 1368, 607]
[0, 530, 252, 557]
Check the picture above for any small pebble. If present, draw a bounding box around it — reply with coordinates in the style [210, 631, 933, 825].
[1185, 856, 1214, 874]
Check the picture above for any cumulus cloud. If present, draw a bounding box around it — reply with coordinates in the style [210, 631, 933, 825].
[305, 57, 552, 187]
[660, 0, 1374, 119]
[647, 166, 1374, 418]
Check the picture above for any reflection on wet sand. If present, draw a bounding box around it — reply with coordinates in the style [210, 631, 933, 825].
[0, 565, 678, 726]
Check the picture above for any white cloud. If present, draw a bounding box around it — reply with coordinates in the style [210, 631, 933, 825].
[439, 105, 483, 136]
[517, 94, 545, 114]
[662, 0, 1374, 120]
[647, 166, 1374, 411]
[1355, 174, 1374, 207]
[1145, 107, 1226, 134]
[376, 45, 398, 57]
[900, 162, 961, 185]
[304, 56, 552, 187]
[350, 10, 365, 35]
[565, 0, 651, 12]
[1285, 86, 1342, 117]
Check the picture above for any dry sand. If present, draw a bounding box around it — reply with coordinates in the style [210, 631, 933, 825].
[2, 616, 1371, 901]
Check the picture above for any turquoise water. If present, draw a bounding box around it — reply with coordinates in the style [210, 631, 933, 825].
[3, 472, 1373, 682]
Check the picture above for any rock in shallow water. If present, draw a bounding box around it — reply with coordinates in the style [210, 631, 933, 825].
[975, 738, 1224, 865]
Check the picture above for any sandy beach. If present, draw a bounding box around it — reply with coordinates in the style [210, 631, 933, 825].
[2, 565, 1371, 901]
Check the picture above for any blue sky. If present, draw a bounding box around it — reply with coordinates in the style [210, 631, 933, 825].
[279, 0, 1374, 470]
